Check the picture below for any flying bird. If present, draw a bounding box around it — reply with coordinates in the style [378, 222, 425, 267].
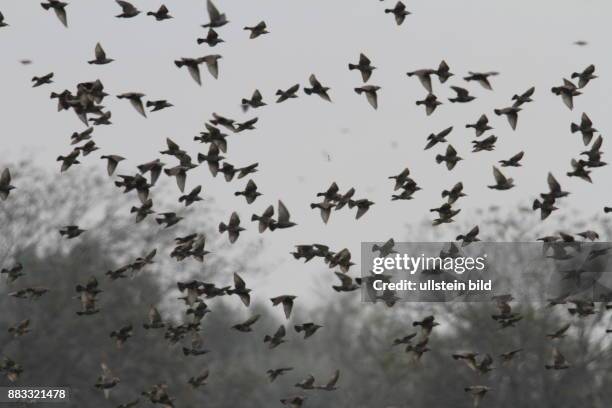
[88, 43, 114, 64]
[41, 1, 68, 27]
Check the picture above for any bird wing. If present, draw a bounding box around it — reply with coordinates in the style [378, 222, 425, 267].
[203, 56, 219, 79]
[365, 90, 378, 109]
[581, 112, 592, 127]
[207, 0, 222, 21]
[229, 211, 241, 227]
[95, 43, 106, 60]
[359, 53, 371, 66]
[493, 167, 507, 185]
[186, 64, 202, 85]
[277, 200, 291, 223]
[547, 172, 561, 193]
[233, 273, 246, 289]
[0, 168, 10, 185]
[326, 369, 340, 387]
[309, 74, 321, 87]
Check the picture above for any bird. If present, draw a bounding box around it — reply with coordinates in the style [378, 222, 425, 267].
[0, 11, 8, 27]
[235, 179, 261, 204]
[348, 198, 375, 220]
[226, 273, 251, 307]
[456, 226, 480, 246]
[545, 348, 570, 369]
[416, 93, 442, 116]
[499, 349, 523, 365]
[571, 64, 597, 88]
[244, 21, 269, 39]
[464, 71, 499, 90]
[59, 225, 85, 239]
[175, 56, 221, 85]
[412, 315, 439, 336]
[0, 168, 16, 200]
[179, 186, 203, 206]
[155, 212, 183, 228]
[294, 323, 323, 339]
[304, 74, 332, 102]
[137, 159, 165, 186]
[435, 144, 462, 170]
[57, 149, 81, 172]
[264, 325, 287, 349]
[117, 93, 146, 117]
[546, 323, 571, 339]
[109, 325, 133, 349]
[442, 182, 466, 204]
[241, 89, 266, 110]
[316, 369, 340, 391]
[494, 106, 521, 130]
[232, 314, 260, 332]
[512, 86, 535, 107]
[32, 73, 54, 87]
[267, 368, 293, 382]
[384, 1, 411, 26]
[88, 43, 114, 64]
[197, 29, 224, 46]
[146, 100, 173, 112]
[349, 53, 376, 82]
[449, 86, 475, 103]
[41, 1, 68, 27]
[143, 306, 164, 330]
[571, 113, 597, 145]
[1, 263, 24, 283]
[567, 158, 592, 183]
[407, 69, 436, 93]
[488, 166, 514, 190]
[270, 295, 296, 319]
[466, 114, 493, 137]
[551, 79, 581, 110]
[280, 395, 306, 407]
[100, 155, 125, 176]
[8, 319, 30, 338]
[464, 385, 490, 407]
[310, 201, 335, 224]
[295, 374, 316, 390]
[147, 5, 172, 21]
[276, 84, 300, 103]
[219, 212, 245, 243]
[424, 126, 453, 150]
[202, 0, 228, 28]
[270, 200, 297, 230]
[354, 85, 381, 109]
[188, 369, 209, 389]
[115, 1, 140, 18]
[332, 272, 360, 292]
[499, 151, 524, 167]
[472, 135, 497, 152]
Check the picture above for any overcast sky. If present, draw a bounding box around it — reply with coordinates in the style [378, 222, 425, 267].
[1, 0, 611, 301]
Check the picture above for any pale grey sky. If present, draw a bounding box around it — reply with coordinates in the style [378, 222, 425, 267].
[1, 0, 611, 301]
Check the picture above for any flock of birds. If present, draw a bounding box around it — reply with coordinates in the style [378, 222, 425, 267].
[0, 1, 609, 407]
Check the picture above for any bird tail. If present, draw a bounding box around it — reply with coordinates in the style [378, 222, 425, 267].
[372, 244, 381, 252]
[354, 87, 363, 95]
[182, 347, 191, 356]
[41, 3, 51, 9]
[441, 190, 450, 197]
[251, 214, 260, 222]
[219, 222, 228, 233]
[348, 63, 357, 70]
[196, 38, 205, 44]
[604, 207, 612, 213]
[145, 101, 154, 107]
[532, 199, 542, 210]
[435, 155, 444, 164]
[309, 203, 318, 209]
[263, 335, 272, 342]
[174, 60, 184, 68]
[294, 325, 303, 332]
[304, 88, 313, 95]
[493, 109, 502, 115]
[570, 123, 580, 133]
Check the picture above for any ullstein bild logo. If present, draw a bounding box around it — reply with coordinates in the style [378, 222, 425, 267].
[360, 242, 612, 303]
